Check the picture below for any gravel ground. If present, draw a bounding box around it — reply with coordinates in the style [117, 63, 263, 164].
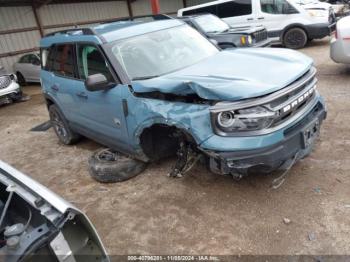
[0, 38, 350, 255]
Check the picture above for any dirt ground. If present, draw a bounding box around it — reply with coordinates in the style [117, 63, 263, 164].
[0, 38, 350, 256]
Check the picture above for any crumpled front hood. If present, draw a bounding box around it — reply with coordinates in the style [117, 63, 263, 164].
[132, 48, 313, 101]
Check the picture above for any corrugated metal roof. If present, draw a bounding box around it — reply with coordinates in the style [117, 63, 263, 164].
[0, 6, 37, 30]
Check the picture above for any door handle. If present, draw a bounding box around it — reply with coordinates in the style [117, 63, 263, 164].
[76, 92, 88, 99]
[257, 17, 265, 20]
[51, 85, 59, 91]
[247, 18, 254, 21]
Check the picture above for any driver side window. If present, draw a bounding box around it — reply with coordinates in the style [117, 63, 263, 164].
[76, 44, 114, 82]
[261, 0, 298, 14]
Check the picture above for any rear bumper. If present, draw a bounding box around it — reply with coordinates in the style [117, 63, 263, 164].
[204, 100, 326, 176]
[330, 37, 350, 64]
[305, 23, 334, 39]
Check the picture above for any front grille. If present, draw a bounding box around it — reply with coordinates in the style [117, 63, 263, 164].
[253, 29, 268, 43]
[0, 76, 11, 89]
[269, 68, 317, 127]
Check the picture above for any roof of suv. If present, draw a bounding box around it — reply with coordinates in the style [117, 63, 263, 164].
[40, 19, 184, 47]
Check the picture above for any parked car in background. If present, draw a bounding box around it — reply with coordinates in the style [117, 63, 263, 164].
[40, 20, 326, 179]
[0, 160, 109, 261]
[178, 0, 336, 49]
[179, 14, 271, 48]
[330, 16, 350, 63]
[13, 53, 41, 85]
[292, 0, 345, 21]
[0, 71, 22, 106]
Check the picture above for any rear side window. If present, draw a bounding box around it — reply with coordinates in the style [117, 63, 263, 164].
[52, 44, 75, 78]
[76, 44, 114, 82]
[28, 54, 40, 65]
[261, 0, 298, 14]
[182, 4, 218, 16]
[217, 0, 252, 18]
[19, 55, 30, 63]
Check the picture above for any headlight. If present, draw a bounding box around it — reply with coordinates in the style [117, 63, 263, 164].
[307, 9, 327, 17]
[240, 35, 253, 46]
[214, 106, 277, 133]
[247, 35, 253, 45]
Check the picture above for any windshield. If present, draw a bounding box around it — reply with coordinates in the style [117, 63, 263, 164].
[110, 25, 219, 80]
[194, 15, 230, 33]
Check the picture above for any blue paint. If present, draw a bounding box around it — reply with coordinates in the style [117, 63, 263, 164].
[40, 20, 325, 163]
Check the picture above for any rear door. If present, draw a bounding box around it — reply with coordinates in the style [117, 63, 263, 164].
[49, 44, 80, 120]
[219, 0, 256, 27]
[73, 43, 130, 151]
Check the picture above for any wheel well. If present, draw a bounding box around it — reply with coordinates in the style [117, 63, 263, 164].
[139, 124, 196, 162]
[282, 25, 309, 40]
[45, 97, 54, 109]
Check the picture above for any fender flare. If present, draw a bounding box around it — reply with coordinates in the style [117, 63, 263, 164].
[280, 23, 309, 42]
[133, 117, 199, 147]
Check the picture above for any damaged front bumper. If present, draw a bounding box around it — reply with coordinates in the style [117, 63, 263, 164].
[0, 81, 21, 105]
[203, 100, 327, 176]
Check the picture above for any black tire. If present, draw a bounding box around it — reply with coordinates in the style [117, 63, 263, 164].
[49, 104, 80, 145]
[283, 28, 307, 49]
[16, 72, 26, 86]
[88, 148, 147, 183]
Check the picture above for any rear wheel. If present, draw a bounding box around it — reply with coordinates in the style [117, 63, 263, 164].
[283, 28, 307, 49]
[49, 104, 80, 145]
[16, 72, 26, 86]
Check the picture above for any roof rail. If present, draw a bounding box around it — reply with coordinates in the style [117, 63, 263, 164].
[44, 27, 97, 37]
[101, 14, 173, 24]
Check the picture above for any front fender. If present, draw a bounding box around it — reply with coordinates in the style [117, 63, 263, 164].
[123, 91, 214, 150]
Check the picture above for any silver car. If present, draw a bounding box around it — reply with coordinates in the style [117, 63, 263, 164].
[330, 16, 350, 64]
[13, 53, 41, 85]
[0, 72, 22, 105]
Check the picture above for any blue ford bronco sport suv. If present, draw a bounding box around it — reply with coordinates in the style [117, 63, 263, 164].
[40, 19, 326, 178]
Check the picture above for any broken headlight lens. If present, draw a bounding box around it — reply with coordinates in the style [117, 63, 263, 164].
[215, 106, 277, 133]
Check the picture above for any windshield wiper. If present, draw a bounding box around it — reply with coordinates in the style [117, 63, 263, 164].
[132, 75, 159, 81]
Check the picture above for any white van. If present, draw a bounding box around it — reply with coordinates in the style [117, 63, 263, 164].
[178, 0, 336, 49]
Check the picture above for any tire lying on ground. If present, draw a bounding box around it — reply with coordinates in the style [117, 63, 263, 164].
[88, 148, 147, 183]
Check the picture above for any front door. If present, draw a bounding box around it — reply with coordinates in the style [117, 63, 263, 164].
[73, 43, 130, 152]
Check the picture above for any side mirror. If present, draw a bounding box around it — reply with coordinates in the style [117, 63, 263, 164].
[85, 73, 110, 92]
